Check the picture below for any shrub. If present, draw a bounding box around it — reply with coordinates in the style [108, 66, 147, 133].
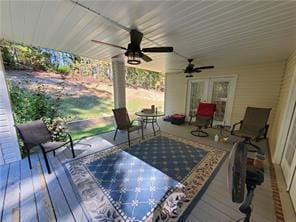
[56, 65, 70, 74]
[8, 80, 68, 141]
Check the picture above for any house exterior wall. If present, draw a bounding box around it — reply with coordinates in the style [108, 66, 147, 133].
[165, 61, 285, 129]
[269, 50, 296, 162]
[0, 51, 21, 165]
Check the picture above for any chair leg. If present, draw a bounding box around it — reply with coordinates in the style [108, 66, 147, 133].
[53, 150, 56, 156]
[26, 147, 32, 169]
[113, 128, 118, 141]
[152, 120, 156, 136]
[70, 138, 75, 158]
[128, 131, 130, 147]
[141, 126, 144, 140]
[41, 147, 51, 174]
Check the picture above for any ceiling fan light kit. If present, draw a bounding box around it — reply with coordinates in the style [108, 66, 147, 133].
[126, 51, 141, 65]
[183, 59, 215, 77]
[92, 29, 173, 65]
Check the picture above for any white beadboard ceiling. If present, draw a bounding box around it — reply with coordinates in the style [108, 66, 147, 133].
[1, 0, 296, 72]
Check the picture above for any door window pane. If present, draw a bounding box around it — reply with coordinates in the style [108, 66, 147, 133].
[211, 81, 229, 122]
[190, 82, 205, 115]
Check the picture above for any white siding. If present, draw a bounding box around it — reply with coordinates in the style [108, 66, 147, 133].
[165, 61, 285, 128]
[0, 53, 21, 165]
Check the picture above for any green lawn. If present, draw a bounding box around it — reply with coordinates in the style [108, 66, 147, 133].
[61, 94, 163, 140]
[61, 95, 163, 120]
[60, 95, 114, 120]
[69, 123, 115, 141]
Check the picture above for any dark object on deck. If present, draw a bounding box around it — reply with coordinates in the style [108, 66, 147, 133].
[15, 120, 75, 174]
[191, 103, 216, 137]
[228, 141, 264, 222]
[171, 114, 185, 125]
[231, 107, 271, 156]
[112, 107, 144, 146]
[163, 115, 171, 122]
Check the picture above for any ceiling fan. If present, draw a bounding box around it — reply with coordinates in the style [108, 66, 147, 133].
[184, 59, 215, 77]
[91, 29, 173, 65]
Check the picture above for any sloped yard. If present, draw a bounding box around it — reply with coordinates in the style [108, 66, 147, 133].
[6, 70, 164, 140]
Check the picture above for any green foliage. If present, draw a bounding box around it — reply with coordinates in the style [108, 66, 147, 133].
[1, 40, 164, 91]
[1, 46, 16, 68]
[56, 65, 70, 74]
[1, 40, 52, 71]
[44, 117, 68, 141]
[8, 81, 68, 141]
[126, 67, 164, 90]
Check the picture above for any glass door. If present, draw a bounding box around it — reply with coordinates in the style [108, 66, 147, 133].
[186, 76, 236, 125]
[281, 101, 296, 190]
[186, 79, 208, 120]
[209, 78, 234, 125]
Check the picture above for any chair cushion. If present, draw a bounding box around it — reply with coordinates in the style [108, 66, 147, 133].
[195, 116, 211, 127]
[233, 129, 258, 140]
[41, 141, 69, 152]
[197, 103, 216, 117]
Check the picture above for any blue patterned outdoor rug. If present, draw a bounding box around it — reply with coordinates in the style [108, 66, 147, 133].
[65, 133, 226, 221]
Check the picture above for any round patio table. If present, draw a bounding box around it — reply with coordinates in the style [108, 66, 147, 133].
[135, 111, 164, 136]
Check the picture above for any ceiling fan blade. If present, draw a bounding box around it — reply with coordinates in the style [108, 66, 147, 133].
[130, 29, 143, 46]
[195, 65, 215, 70]
[142, 47, 174, 53]
[141, 53, 152, 62]
[192, 68, 202, 73]
[91, 40, 126, 50]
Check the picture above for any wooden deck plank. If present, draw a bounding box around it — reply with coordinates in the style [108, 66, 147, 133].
[38, 154, 75, 222]
[0, 126, 285, 222]
[30, 154, 55, 222]
[49, 155, 88, 221]
[2, 161, 20, 222]
[0, 164, 9, 221]
[20, 158, 38, 222]
[192, 200, 232, 222]
[201, 193, 242, 220]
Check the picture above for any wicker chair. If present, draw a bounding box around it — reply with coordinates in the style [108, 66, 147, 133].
[231, 107, 271, 155]
[112, 107, 144, 146]
[16, 120, 75, 174]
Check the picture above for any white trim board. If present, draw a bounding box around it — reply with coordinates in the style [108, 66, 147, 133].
[273, 63, 296, 164]
[0, 53, 21, 165]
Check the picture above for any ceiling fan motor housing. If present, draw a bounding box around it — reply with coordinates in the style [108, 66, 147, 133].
[125, 44, 142, 65]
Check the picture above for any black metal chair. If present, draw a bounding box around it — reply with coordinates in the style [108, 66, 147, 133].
[231, 107, 271, 155]
[191, 102, 216, 137]
[112, 107, 144, 147]
[16, 120, 75, 174]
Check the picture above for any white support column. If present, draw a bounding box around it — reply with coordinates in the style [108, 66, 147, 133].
[112, 54, 126, 108]
[0, 49, 21, 165]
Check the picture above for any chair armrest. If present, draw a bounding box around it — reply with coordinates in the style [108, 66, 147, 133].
[255, 124, 269, 142]
[231, 120, 243, 135]
[264, 124, 269, 138]
[131, 118, 143, 127]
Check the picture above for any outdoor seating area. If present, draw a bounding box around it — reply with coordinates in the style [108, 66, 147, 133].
[0, 122, 279, 221]
[1, 1, 296, 222]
